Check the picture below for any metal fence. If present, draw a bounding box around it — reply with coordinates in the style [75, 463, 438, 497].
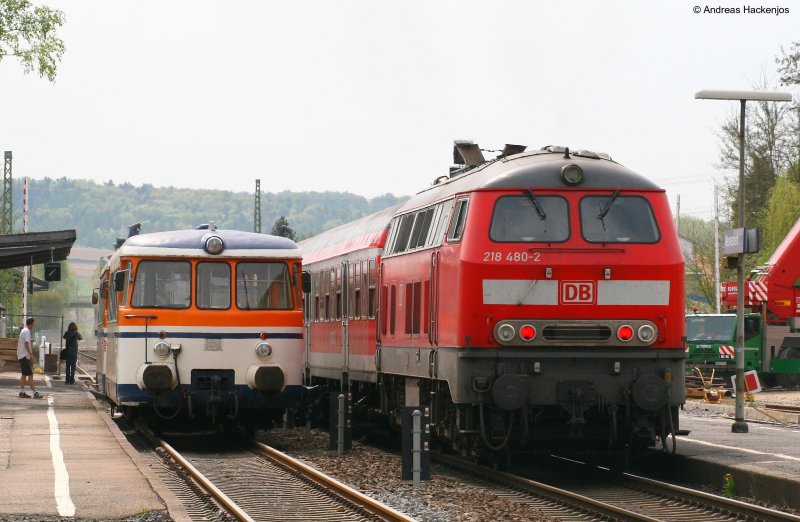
[3, 313, 65, 355]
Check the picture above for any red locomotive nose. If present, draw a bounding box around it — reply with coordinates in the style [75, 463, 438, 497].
[519, 324, 536, 341]
[617, 325, 634, 342]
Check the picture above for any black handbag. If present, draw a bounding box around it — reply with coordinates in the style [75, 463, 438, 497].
[59, 349, 67, 360]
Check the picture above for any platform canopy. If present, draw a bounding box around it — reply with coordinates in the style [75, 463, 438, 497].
[0, 230, 77, 270]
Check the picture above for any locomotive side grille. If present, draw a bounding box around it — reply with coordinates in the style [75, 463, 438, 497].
[541, 325, 612, 341]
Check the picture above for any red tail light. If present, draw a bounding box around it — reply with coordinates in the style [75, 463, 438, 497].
[617, 325, 634, 342]
[519, 324, 536, 341]
[260, 332, 268, 340]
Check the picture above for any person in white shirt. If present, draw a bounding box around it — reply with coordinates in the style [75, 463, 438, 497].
[17, 317, 42, 399]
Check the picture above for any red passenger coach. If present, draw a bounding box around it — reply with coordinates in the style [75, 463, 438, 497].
[300, 143, 685, 458]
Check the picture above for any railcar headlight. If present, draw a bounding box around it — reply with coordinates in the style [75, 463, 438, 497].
[561, 164, 584, 185]
[519, 324, 536, 342]
[255, 342, 273, 359]
[204, 235, 225, 255]
[638, 324, 657, 343]
[496, 324, 516, 342]
[617, 325, 634, 342]
[153, 341, 171, 359]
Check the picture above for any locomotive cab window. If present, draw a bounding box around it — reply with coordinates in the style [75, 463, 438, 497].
[580, 195, 660, 243]
[236, 262, 294, 310]
[447, 198, 469, 242]
[197, 262, 231, 309]
[131, 261, 191, 309]
[490, 195, 569, 243]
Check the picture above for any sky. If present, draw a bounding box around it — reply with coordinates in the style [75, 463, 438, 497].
[1, 1, 798, 221]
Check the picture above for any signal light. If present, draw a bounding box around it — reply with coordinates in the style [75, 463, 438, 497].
[617, 325, 634, 342]
[519, 324, 536, 341]
[158, 330, 166, 339]
[724, 255, 738, 269]
[260, 332, 268, 340]
[496, 324, 515, 342]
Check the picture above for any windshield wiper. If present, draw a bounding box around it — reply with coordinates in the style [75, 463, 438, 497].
[598, 189, 620, 220]
[240, 269, 250, 310]
[523, 188, 546, 220]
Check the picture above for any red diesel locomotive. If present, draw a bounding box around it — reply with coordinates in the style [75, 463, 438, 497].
[300, 143, 685, 457]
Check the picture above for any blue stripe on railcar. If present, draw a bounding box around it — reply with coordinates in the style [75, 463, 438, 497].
[113, 383, 304, 406]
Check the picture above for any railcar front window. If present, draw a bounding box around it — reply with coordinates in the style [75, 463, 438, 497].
[236, 262, 294, 310]
[131, 261, 191, 308]
[580, 195, 660, 243]
[197, 263, 231, 309]
[490, 196, 569, 242]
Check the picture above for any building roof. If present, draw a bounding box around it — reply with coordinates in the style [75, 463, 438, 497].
[0, 230, 77, 269]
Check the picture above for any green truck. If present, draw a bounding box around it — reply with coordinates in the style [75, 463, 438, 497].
[685, 312, 800, 388]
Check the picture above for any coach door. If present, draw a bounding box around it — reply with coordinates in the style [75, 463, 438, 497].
[429, 251, 439, 346]
[340, 261, 350, 386]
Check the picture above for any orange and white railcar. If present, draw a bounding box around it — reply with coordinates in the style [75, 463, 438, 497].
[94, 223, 304, 428]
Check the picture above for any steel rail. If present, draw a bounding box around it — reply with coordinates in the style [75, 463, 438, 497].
[625, 471, 800, 522]
[252, 440, 416, 522]
[433, 452, 656, 521]
[158, 438, 255, 522]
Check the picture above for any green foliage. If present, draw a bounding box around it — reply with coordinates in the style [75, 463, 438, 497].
[679, 215, 726, 311]
[271, 216, 296, 240]
[722, 473, 737, 497]
[16, 178, 408, 249]
[0, 0, 66, 82]
[754, 176, 800, 266]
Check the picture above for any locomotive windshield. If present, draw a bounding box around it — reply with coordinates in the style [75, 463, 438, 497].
[580, 195, 660, 243]
[131, 261, 191, 308]
[490, 195, 569, 242]
[236, 262, 294, 310]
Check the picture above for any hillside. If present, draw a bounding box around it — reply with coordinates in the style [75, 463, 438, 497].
[11, 178, 408, 249]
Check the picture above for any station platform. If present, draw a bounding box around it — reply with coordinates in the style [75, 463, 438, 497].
[661, 398, 800, 510]
[0, 370, 189, 521]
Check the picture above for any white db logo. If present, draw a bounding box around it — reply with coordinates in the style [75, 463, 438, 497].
[560, 281, 595, 304]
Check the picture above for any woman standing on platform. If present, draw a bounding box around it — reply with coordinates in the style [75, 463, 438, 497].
[62, 322, 82, 385]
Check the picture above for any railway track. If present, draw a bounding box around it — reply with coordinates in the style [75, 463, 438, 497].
[434, 452, 800, 521]
[141, 430, 413, 522]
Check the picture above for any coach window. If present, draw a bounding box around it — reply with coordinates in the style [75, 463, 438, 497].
[447, 198, 469, 242]
[490, 195, 569, 243]
[390, 214, 415, 254]
[580, 195, 660, 243]
[235, 262, 294, 310]
[353, 262, 361, 320]
[197, 262, 231, 309]
[132, 261, 191, 309]
[311, 272, 322, 322]
[368, 259, 377, 318]
[334, 267, 340, 320]
[412, 208, 435, 250]
[432, 200, 454, 246]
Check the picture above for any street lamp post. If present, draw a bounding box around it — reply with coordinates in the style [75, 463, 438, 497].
[695, 89, 792, 433]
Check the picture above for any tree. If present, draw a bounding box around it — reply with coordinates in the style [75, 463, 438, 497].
[715, 75, 796, 226]
[271, 216, 297, 241]
[776, 41, 800, 184]
[679, 215, 732, 312]
[754, 176, 800, 266]
[0, 0, 66, 82]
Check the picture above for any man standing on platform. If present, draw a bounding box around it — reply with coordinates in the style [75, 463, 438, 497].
[17, 317, 42, 399]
